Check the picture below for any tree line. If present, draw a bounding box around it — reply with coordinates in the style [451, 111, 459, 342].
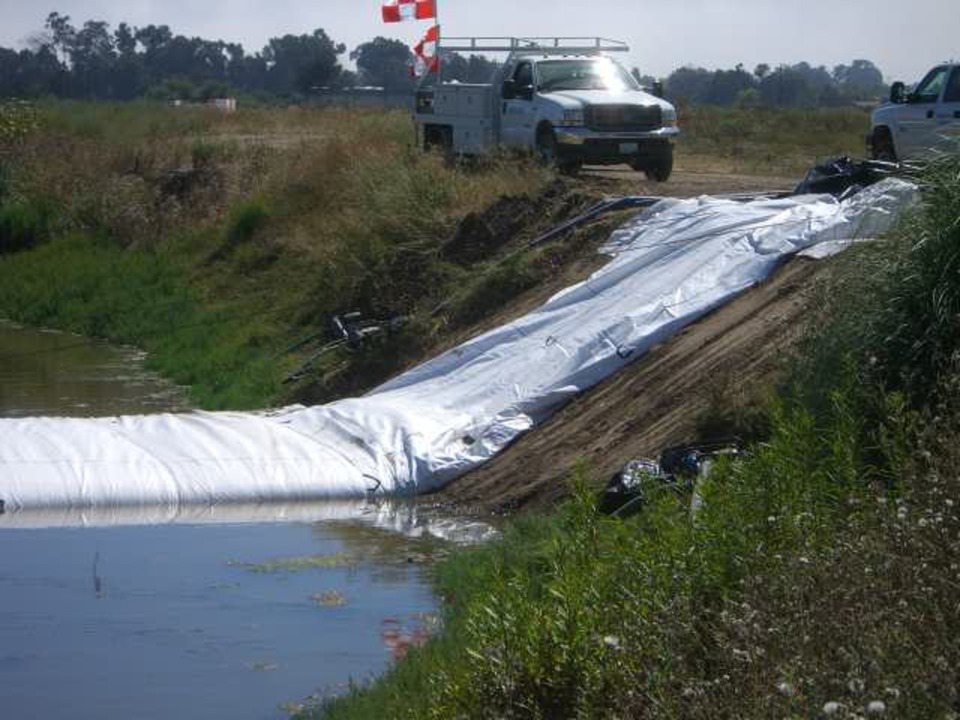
[0, 12, 886, 106]
[0, 13, 411, 101]
[663, 61, 887, 108]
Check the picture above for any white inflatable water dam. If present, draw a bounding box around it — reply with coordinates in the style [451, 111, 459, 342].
[0, 180, 918, 511]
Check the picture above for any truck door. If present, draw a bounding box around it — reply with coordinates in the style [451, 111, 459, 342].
[897, 65, 949, 159]
[500, 61, 536, 149]
[934, 67, 960, 153]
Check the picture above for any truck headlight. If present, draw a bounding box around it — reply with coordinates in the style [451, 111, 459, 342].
[662, 107, 677, 127]
[562, 109, 585, 127]
[662, 106, 678, 128]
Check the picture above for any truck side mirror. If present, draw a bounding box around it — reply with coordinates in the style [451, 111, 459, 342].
[652, 80, 664, 99]
[890, 81, 906, 104]
[518, 84, 535, 101]
[502, 79, 516, 100]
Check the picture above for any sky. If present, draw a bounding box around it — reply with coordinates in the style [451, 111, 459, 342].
[0, 0, 957, 82]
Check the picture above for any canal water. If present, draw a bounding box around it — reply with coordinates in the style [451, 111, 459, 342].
[0, 322, 454, 719]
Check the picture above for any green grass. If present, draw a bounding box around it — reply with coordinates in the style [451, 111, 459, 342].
[311, 163, 960, 719]
[0, 198, 53, 254]
[0, 231, 282, 408]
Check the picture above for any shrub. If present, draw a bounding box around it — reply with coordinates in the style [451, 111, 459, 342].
[872, 159, 960, 402]
[225, 198, 270, 247]
[0, 200, 53, 254]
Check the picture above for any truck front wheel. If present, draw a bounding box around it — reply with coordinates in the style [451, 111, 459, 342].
[535, 125, 558, 167]
[536, 126, 580, 175]
[633, 146, 674, 183]
[871, 127, 897, 162]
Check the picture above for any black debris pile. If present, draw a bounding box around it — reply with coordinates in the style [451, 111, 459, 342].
[793, 156, 907, 199]
[599, 442, 740, 517]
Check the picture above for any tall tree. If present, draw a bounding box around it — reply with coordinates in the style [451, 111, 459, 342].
[112, 22, 144, 99]
[71, 20, 116, 97]
[263, 29, 346, 95]
[351, 37, 413, 92]
[665, 66, 713, 103]
[442, 53, 499, 83]
[44, 12, 75, 65]
[833, 59, 885, 98]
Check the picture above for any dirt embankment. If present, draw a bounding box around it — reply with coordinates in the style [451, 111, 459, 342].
[431, 167, 825, 512]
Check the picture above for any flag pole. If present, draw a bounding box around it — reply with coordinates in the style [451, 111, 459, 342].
[434, 0, 442, 83]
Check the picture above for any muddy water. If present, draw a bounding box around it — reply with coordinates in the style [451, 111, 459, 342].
[0, 320, 189, 417]
[0, 322, 444, 719]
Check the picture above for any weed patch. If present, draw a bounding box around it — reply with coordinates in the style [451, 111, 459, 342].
[225, 199, 270, 247]
[0, 199, 53, 254]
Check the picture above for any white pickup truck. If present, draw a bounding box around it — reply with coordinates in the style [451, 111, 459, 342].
[869, 62, 960, 161]
[414, 38, 679, 181]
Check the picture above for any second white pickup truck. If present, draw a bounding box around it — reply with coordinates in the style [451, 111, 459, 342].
[869, 62, 960, 161]
[414, 38, 680, 181]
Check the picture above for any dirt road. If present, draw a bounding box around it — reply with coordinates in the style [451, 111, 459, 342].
[580, 163, 799, 198]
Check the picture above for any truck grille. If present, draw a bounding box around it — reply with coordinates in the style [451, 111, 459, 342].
[585, 105, 662, 132]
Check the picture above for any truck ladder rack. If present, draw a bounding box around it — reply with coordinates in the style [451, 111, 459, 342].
[439, 37, 629, 55]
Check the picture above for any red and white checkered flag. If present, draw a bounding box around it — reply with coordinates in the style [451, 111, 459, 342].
[413, 25, 440, 76]
[382, 0, 436, 22]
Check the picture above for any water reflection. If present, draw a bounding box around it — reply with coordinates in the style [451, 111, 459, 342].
[0, 514, 439, 720]
[0, 499, 499, 544]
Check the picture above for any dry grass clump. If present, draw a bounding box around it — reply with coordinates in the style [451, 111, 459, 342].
[678, 106, 870, 176]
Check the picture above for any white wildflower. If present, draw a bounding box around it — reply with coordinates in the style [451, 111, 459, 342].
[867, 700, 887, 715]
[602, 635, 621, 651]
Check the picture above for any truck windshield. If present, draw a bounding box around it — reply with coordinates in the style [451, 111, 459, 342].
[537, 59, 639, 93]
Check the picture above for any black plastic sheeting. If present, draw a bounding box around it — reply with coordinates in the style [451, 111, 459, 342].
[793, 156, 910, 200]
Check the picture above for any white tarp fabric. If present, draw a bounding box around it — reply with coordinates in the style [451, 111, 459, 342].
[0, 179, 918, 511]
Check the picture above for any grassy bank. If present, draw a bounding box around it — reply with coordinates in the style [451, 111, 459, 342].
[311, 165, 960, 719]
[0, 101, 555, 408]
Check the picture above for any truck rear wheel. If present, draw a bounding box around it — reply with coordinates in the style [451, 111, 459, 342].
[424, 125, 453, 155]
